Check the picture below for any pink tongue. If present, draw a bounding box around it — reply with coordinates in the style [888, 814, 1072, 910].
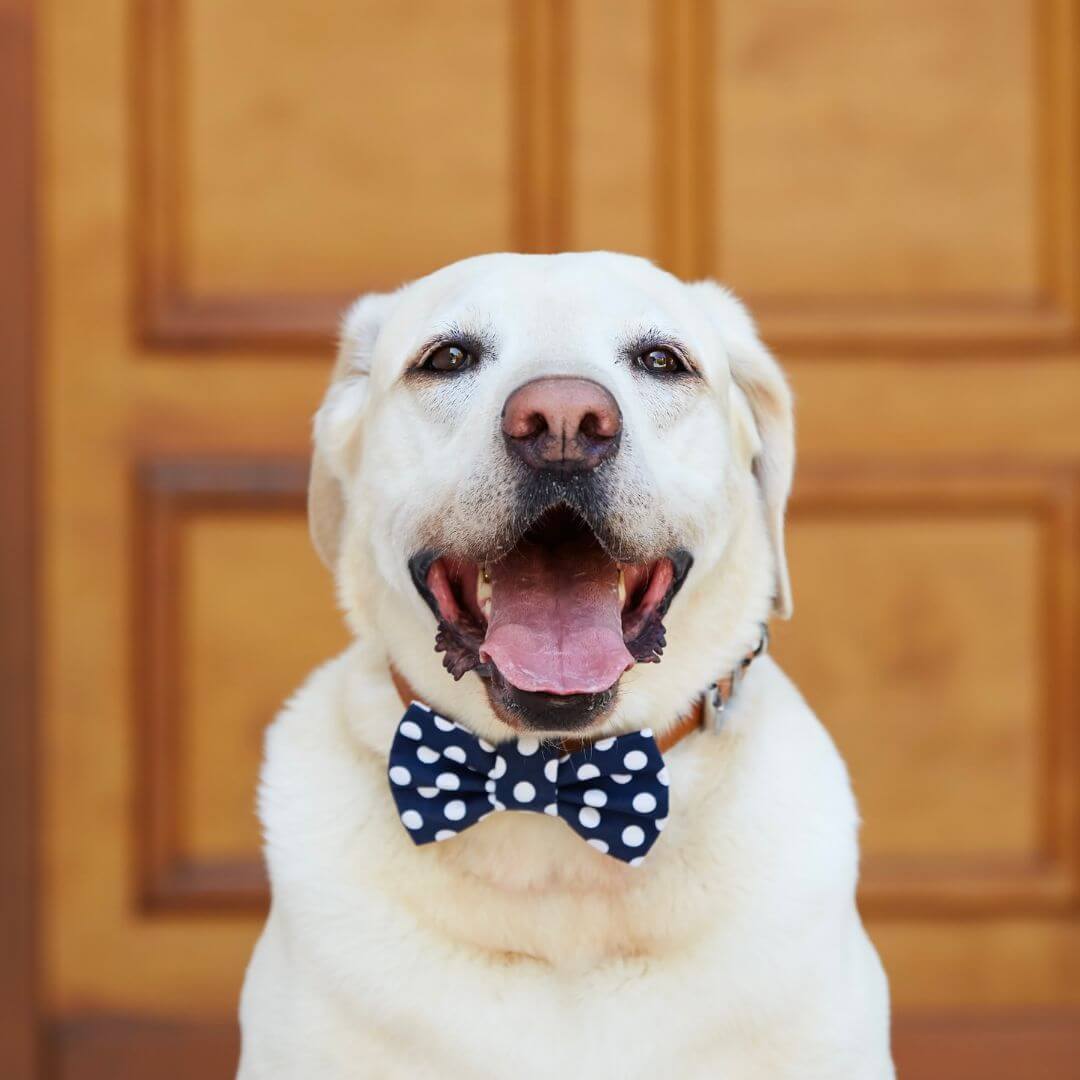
[479, 538, 634, 695]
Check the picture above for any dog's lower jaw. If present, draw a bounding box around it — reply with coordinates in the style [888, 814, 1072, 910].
[483, 666, 618, 733]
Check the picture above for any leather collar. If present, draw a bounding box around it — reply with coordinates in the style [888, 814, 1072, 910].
[389, 627, 768, 755]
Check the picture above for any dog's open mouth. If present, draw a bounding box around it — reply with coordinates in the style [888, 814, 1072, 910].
[409, 507, 691, 725]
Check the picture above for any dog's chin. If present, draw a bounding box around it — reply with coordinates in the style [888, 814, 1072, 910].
[484, 666, 618, 734]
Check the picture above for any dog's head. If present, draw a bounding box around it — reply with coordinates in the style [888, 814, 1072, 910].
[311, 253, 792, 736]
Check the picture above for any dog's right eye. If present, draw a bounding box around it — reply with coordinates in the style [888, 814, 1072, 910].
[421, 344, 476, 373]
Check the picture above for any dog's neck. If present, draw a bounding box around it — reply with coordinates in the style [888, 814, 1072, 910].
[389, 626, 768, 754]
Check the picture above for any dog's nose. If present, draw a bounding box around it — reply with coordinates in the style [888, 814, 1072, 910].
[502, 377, 622, 472]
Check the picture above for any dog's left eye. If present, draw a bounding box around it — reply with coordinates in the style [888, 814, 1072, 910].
[636, 347, 684, 375]
[422, 344, 476, 373]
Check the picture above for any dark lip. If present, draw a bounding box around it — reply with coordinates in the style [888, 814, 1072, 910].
[486, 667, 619, 733]
[408, 548, 493, 680]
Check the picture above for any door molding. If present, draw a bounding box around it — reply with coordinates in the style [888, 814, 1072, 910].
[0, 0, 40, 1076]
[42, 1010, 1080, 1080]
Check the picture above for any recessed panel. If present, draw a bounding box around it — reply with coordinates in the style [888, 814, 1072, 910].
[717, 0, 1040, 300]
[772, 511, 1042, 860]
[181, 512, 347, 862]
[184, 0, 514, 293]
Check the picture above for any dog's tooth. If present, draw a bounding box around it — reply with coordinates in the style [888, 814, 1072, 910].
[618, 570, 627, 608]
[477, 569, 493, 615]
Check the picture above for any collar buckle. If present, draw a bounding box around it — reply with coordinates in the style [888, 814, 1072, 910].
[703, 681, 727, 734]
[703, 625, 769, 735]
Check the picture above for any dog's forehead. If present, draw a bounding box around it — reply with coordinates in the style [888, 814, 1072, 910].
[379, 252, 717, 367]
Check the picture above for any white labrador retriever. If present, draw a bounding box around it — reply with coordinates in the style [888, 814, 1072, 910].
[237, 252, 894, 1079]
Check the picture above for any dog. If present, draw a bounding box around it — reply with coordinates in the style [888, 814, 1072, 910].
[237, 252, 894, 1079]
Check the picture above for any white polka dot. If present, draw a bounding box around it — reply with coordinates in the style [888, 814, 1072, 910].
[412, 702, 431, 712]
[436, 772, 460, 791]
[517, 736, 539, 756]
[583, 789, 607, 807]
[478, 737, 495, 752]
[513, 781, 536, 803]
[594, 737, 616, 751]
[623, 750, 648, 771]
[490, 797, 506, 812]
[577, 763, 601, 781]
[434, 829, 457, 841]
[622, 824, 645, 847]
[484, 779, 496, 793]
[489, 756, 507, 779]
[434, 715, 455, 731]
[443, 745, 467, 764]
[401, 810, 423, 830]
[444, 800, 466, 821]
[544, 759, 559, 783]
[632, 792, 657, 814]
[611, 773, 632, 785]
[417, 746, 439, 764]
[544, 802, 558, 815]
[657, 766, 670, 786]
[400, 720, 422, 740]
[587, 838, 609, 854]
[640, 728, 653, 738]
[655, 817, 667, 832]
[417, 786, 439, 798]
[629, 856, 644, 868]
[578, 806, 601, 829]
[388, 765, 411, 786]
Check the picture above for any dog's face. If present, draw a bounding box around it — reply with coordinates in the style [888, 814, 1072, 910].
[312, 253, 793, 735]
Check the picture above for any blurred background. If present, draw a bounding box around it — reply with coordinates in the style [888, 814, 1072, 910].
[3, 0, 1080, 1077]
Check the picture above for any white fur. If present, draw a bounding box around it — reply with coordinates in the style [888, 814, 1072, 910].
[238, 253, 893, 1078]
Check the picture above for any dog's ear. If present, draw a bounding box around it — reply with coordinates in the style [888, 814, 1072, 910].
[310, 292, 397, 571]
[688, 281, 795, 618]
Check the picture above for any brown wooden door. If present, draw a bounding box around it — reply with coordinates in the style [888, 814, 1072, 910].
[34, 1, 1080, 1076]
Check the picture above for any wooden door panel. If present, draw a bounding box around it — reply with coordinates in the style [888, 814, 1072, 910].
[712, 0, 1078, 349]
[718, 0, 1041, 300]
[181, 510, 345, 862]
[41, 0, 1080, 1075]
[181, 0, 515, 294]
[780, 481, 1046, 865]
[135, 459, 346, 913]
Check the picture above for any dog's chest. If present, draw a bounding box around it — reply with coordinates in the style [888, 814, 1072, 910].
[381, 800, 719, 968]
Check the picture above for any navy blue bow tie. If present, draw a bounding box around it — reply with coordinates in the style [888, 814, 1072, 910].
[387, 702, 670, 864]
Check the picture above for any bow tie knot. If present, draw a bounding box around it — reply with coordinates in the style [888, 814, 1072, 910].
[388, 703, 670, 864]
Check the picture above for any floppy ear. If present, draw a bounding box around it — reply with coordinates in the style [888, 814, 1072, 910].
[688, 281, 795, 619]
[309, 292, 397, 570]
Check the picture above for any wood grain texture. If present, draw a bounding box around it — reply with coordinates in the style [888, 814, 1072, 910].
[710, 0, 1080, 352]
[134, 458, 344, 911]
[776, 465, 1080, 916]
[0, 0, 40, 1075]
